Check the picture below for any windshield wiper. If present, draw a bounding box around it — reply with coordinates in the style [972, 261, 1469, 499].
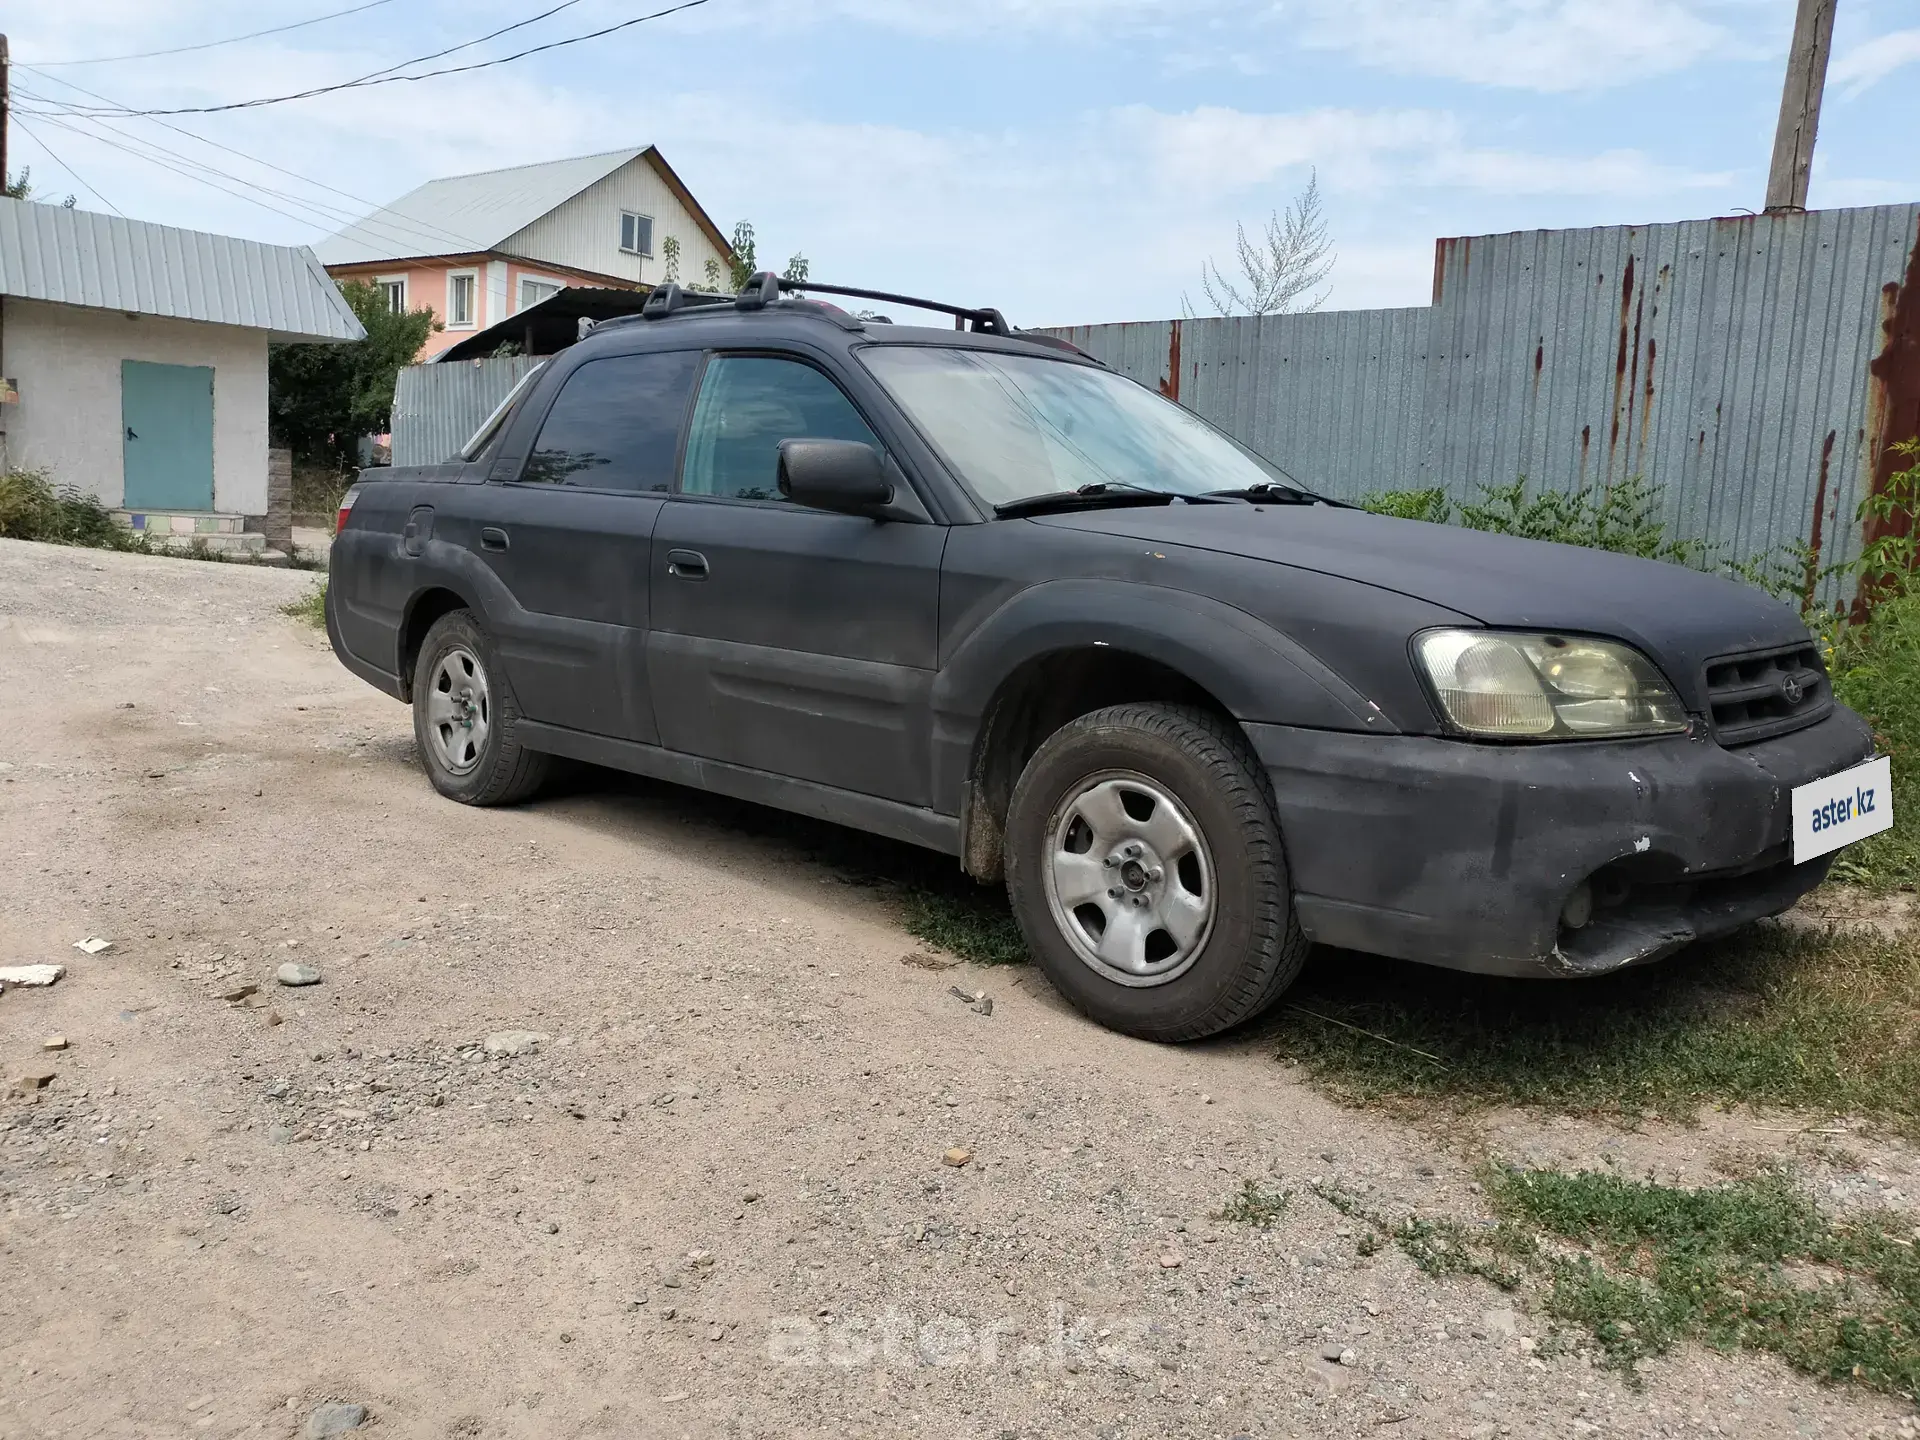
[994, 482, 1178, 518]
[1199, 480, 1335, 505]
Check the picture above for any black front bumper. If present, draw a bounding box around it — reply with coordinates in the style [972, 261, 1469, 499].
[1248, 706, 1876, 978]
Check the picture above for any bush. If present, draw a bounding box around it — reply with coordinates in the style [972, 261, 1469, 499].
[1361, 474, 1706, 566]
[0, 470, 133, 548]
[1357, 486, 1450, 523]
[1817, 439, 1920, 887]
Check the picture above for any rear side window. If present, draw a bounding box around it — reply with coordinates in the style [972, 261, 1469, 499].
[680, 355, 880, 502]
[520, 350, 699, 491]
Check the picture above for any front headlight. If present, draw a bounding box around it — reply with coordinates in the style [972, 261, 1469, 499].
[1414, 630, 1687, 739]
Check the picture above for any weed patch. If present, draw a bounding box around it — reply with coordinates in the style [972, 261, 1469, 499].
[0, 470, 135, 547]
[283, 581, 328, 629]
[1213, 1179, 1293, 1229]
[1275, 924, 1920, 1136]
[1310, 1166, 1920, 1397]
[1495, 1167, 1920, 1395]
[898, 886, 1029, 967]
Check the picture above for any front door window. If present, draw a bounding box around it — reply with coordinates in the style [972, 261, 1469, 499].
[680, 356, 880, 502]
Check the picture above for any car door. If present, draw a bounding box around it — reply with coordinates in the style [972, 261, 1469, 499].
[460, 348, 700, 743]
[648, 351, 947, 806]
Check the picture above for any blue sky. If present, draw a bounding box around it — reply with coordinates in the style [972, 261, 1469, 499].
[8, 0, 1918, 326]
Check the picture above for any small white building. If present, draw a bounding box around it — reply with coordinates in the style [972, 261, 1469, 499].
[0, 197, 363, 530]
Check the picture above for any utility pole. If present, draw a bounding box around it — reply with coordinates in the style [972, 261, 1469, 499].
[1764, 0, 1837, 213]
[1, 34, 11, 194]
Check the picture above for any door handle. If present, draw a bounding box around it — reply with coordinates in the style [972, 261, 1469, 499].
[666, 548, 709, 580]
[479, 526, 509, 553]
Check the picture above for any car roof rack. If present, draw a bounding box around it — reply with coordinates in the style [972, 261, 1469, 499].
[596, 272, 1093, 356]
[772, 276, 1013, 336]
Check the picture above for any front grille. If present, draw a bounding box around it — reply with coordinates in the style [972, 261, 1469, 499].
[1702, 641, 1831, 746]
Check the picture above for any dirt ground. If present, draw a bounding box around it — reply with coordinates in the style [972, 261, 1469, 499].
[1, 537, 1915, 1440]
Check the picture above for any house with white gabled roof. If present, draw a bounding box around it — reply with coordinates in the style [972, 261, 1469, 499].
[315, 146, 733, 360]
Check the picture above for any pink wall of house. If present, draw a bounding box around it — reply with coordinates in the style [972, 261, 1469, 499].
[329, 257, 628, 360]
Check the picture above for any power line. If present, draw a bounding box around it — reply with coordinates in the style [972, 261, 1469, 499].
[17, 69, 487, 255]
[40, 0, 710, 117]
[28, 112, 359, 232]
[21, 105, 507, 263]
[30, 0, 401, 67]
[8, 116, 123, 214]
[23, 107, 442, 250]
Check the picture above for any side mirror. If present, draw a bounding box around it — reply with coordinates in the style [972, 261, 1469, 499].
[777, 439, 894, 516]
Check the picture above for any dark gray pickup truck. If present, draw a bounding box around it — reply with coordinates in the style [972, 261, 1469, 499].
[326, 273, 1884, 1041]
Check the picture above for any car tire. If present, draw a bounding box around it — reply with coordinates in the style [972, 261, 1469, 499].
[1004, 702, 1308, 1042]
[411, 609, 550, 806]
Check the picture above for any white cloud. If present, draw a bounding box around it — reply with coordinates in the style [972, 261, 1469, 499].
[1127, 105, 1731, 198]
[1286, 0, 1759, 91]
[3, 16, 1749, 329]
[1831, 27, 1920, 94]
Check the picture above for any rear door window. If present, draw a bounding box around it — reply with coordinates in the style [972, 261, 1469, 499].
[680, 355, 880, 502]
[520, 350, 700, 491]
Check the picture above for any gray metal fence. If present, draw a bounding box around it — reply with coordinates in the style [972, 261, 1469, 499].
[391, 355, 539, 468]
[1048, 202, 1920, 600]
[387, 206, 1920, 604]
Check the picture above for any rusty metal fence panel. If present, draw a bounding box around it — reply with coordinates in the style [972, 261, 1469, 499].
[390, 355, 539, 468]
[1048, 203, 1920, 603]
[1046, 308, 1432, 499]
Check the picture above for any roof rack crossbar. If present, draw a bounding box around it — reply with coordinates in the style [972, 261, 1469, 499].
[774, 278, 1013, 337]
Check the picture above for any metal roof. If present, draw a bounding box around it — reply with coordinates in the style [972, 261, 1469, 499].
[0, 196, 364, 343]
[432, 286, 653, 363]
[314, 148, 644, 267]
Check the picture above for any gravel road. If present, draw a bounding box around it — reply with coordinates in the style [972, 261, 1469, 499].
[0, 538, 1910, 1439]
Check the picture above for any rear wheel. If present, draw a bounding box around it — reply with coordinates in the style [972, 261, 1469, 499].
[1004, 703, 1307, 1041]
[411, 609, 550, 805]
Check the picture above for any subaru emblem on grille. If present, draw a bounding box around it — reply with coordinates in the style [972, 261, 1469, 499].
[1779, 674, 1804, 704]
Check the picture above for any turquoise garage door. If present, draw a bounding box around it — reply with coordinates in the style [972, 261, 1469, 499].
[122, 360, 215, 510]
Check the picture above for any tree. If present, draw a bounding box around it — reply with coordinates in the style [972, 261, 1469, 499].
[5, 167, 77, 207]
[268, 280, 437, 467]
[719, 220, 807, 294]
[1184, 170, 1334, 318]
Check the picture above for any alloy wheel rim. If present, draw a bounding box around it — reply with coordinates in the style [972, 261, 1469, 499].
[1041, 769, 1215, 988]
[424, 646, 491, 775]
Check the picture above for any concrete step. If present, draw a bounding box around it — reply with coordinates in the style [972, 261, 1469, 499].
[149, 530, 269, 557]
[112, 509, 249, 537]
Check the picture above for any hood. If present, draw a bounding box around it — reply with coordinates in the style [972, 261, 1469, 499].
[1033, 504, 1812, 704]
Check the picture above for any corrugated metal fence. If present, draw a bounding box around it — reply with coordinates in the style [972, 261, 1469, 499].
[391, 355, 539, 468]
[389, 205, 1920, 600]
[1048, 202, 1920, 598]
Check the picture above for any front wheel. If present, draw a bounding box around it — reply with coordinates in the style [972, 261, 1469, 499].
[1004, 703, 1308, 1042]
[411, 609, 550, 806]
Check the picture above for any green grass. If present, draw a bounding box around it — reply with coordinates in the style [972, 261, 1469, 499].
[1321, 1166, 1920, 1398]
[283, 580, 328, 629]
[1313, 1179, 1529, 1290]
[1274, 924, 1920, 1136]
[897, 885, 1029, 966]
[1213, 1179, 1294, 1228]
[1495, 1167, 1920, 1396]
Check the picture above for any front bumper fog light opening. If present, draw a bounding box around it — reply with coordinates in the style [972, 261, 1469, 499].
[1559, 881, 1594, 932]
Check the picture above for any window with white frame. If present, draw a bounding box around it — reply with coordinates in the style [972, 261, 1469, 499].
[376, 276, 407, 314]
[518, 277, 564, 312]
[447, 271, 477, 328]
[619, 212, 653, 256]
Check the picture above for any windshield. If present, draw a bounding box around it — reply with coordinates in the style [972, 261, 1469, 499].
[859, 346, 1294, 508]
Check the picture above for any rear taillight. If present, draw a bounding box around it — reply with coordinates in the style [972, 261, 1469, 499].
[336, 484, 362, 535]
